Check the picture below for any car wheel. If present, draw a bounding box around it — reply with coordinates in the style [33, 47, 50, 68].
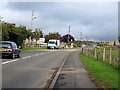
[10, 53, 15, 59]
[17, 55, 20, 58]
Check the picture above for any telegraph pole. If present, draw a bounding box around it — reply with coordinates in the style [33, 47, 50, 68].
[80, 32, 83, 53]
[30, 10, 36, 47]
[30, 10, 34, 30]
[80, 32, 83, 41]
[86, 36, 88, 45]
[68, 25, 70, 43]
[30, 10, 36, 30]
[0, 16, 3, 41]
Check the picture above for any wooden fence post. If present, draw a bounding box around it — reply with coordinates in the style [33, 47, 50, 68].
[117, 47, 119, 67]
[98, 48, 100, 60]
[94, 48, 97, 58]
[81, 48, 83, 54]
[109, 48, 112, 64]
[103, 48, 105, 61]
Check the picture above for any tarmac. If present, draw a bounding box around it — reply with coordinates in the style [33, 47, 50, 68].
[54, 51, 97, 88]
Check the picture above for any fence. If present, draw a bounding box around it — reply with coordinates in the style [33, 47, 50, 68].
[82, 47, 119, 67]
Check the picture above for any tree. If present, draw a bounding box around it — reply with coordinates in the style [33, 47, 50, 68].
[76, 40, 82, 47]
[2, 23, 15, 41]
[45, 32, 61, 43]
[16, 26, 30, 46]
[31, 28, 43, 40]
[2, 22, 33, 46]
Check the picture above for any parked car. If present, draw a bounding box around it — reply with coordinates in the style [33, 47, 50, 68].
[0, 41, 21, 59]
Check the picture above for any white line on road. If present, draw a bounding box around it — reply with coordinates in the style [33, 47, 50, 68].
[2, 55, 32, 65]
[40, 53, 44, 55]
[34, 55, 37, 56]
[2, 52, 48, 65]
[2, 59, 18, 65]
[22, 56, 31, 59]
[34, 54, 39, 56]
[36, 54, 39, 56]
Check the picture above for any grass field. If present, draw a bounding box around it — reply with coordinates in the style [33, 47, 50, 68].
[80, 54, 119, 89]
[21, 47, 47, 51]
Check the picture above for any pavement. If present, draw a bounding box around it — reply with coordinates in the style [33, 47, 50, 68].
[54, 51, 97, 88]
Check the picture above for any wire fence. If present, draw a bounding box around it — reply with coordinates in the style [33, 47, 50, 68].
[81, 47, 119, 67]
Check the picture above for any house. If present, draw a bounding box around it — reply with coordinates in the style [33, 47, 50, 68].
[108, 41, 119, 46]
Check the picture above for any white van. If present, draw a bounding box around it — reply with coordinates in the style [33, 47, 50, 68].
[47, 39, 60, 49]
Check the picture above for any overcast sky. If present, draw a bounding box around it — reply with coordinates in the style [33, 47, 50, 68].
[0, 1, 118, 41]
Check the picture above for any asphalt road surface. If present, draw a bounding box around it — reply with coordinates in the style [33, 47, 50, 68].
[2, 50, 71, 88]
[2, 49, 97, 88]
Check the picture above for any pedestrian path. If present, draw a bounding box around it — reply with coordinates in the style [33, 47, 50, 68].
[54, 51, 97, 88]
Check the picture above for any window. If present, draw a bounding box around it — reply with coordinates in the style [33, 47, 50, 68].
[0, 43, 11, 49]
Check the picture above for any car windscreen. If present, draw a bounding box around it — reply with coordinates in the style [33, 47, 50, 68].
[0, 43, 12, 49]
[48, 41, 56, 44]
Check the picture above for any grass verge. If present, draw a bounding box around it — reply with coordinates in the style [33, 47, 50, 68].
[21, 47, 47, 51]
[80, 54, 119, 89]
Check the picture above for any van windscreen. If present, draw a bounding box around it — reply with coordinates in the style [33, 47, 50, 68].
[48, 41, 55, 44]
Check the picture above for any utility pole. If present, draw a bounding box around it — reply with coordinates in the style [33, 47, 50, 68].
[0, 16, 3, 41]
[86, 36, 88, 45]
[80, 32, 83, 41]
[30, 10, 36, 47]
[0, 16, 3, 23]
[30, 10, 36, 30]
[80, 32, 83, 46]
[80, 32, 83, 53]
[68, 25, 70, 43]
[0, 16, 3, 30]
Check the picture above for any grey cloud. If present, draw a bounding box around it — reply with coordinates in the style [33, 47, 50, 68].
[1, 2, 118, 41]
[7, 2, 39, 11]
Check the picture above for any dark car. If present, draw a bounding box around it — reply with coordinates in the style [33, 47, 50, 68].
[0, 41, 21, 59]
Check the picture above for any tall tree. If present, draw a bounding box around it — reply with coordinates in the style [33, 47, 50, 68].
[31, 28, 43, 40]
[2, 22, 33, 46]
[45, 32, 61, 43]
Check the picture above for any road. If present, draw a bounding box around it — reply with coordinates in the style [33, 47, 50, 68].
[2, 49, 97, 89]
[2, 50, 71, 88]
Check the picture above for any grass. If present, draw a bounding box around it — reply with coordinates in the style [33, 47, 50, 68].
[21, 46, 47, 51]
[80, 54, 119, 89]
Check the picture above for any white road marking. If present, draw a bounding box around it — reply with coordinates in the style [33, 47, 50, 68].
[36, 54, 39, 56]
[2, 52, 48, 65]
[22, 56, 31, 59]
[2, 59, 18, 65]
[40, 53, 44, 55]
[34, 54, 39, 56]
[10, 59, 19, 62]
